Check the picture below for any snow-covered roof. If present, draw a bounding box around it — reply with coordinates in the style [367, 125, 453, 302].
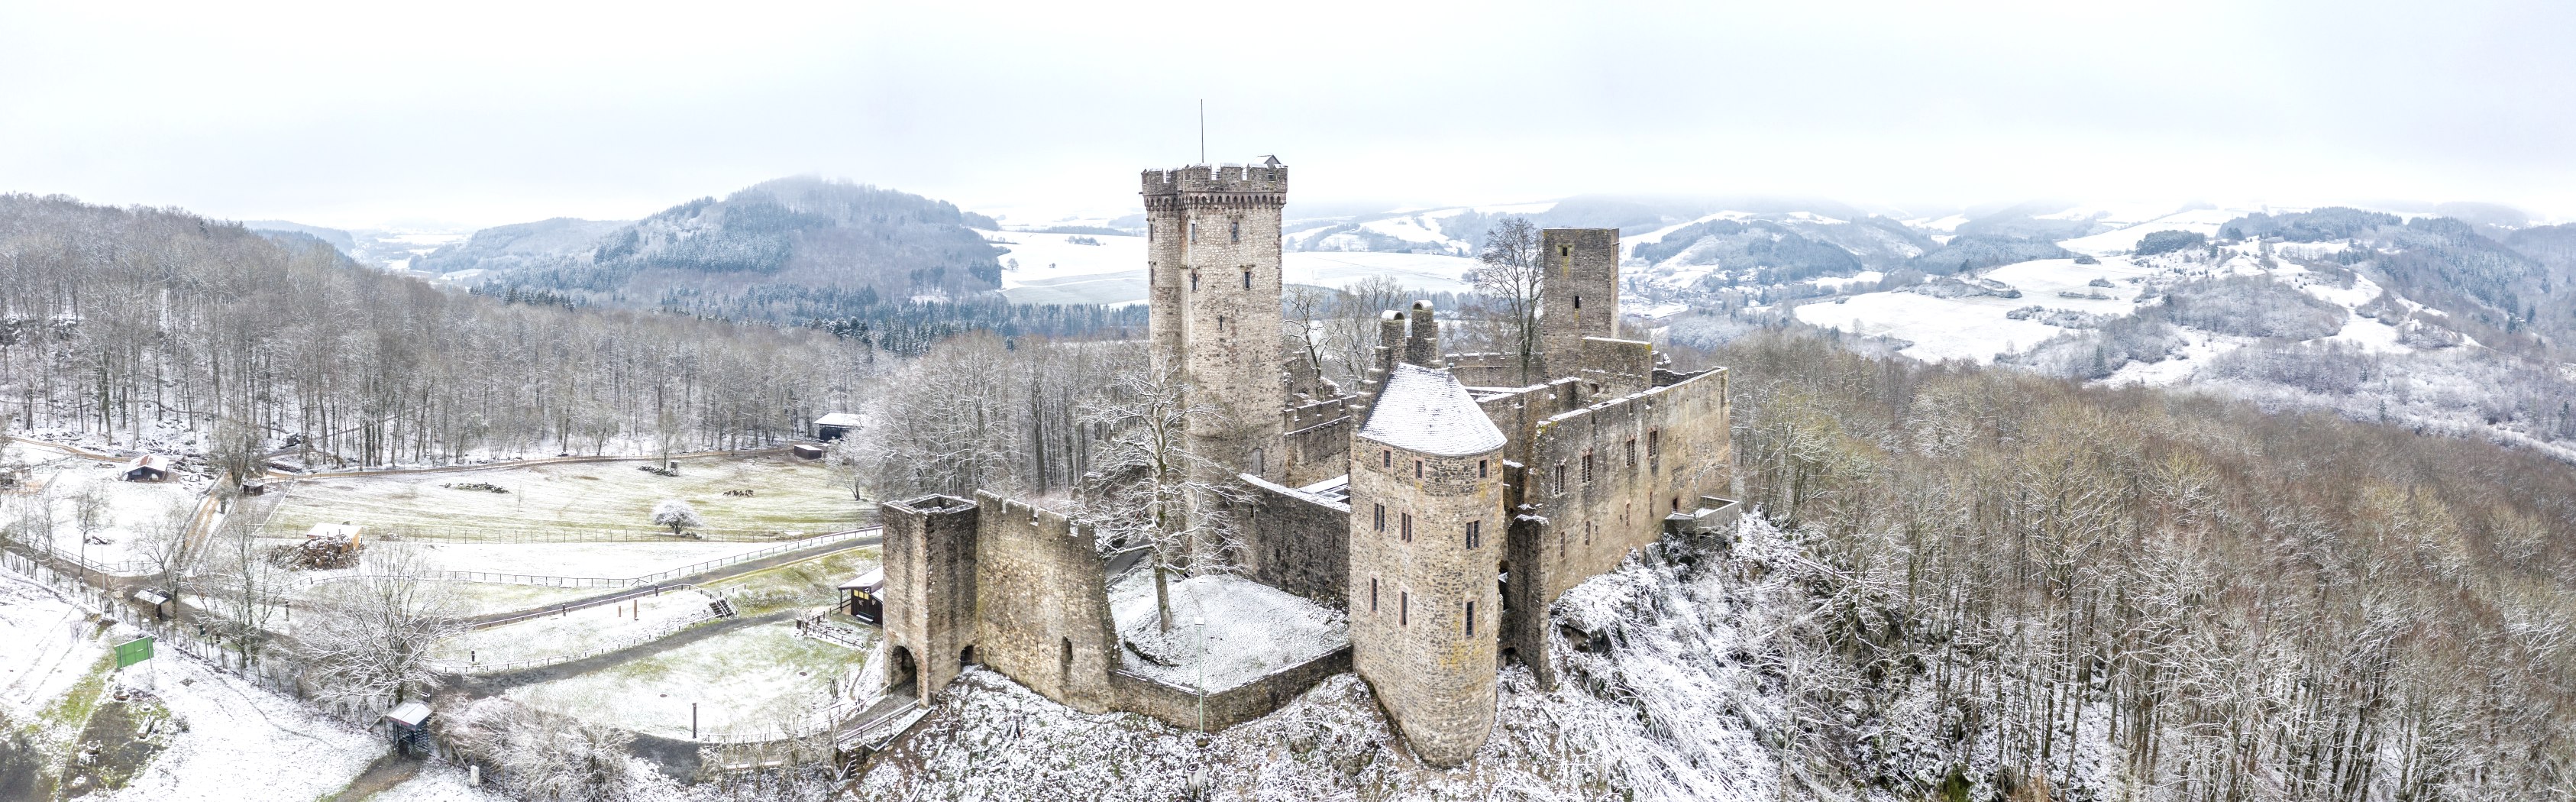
[1359, 364, 1506, 456]
[306, 522, 361, 540]
[814, 413, 862, 428]
[383, 701, 431, 727]
[840, 568, 884, 590]
[124, 454, 168, 472]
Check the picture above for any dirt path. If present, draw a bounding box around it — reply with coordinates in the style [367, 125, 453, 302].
[331, 752, 424, 801]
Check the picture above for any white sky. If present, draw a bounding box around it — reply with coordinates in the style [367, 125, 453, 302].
[4, 0, 2573, 229]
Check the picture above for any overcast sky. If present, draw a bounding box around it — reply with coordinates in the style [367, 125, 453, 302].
[5, 1, 2572, 229]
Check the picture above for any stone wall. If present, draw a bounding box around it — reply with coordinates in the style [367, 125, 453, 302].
[1143, 164, 1288, 484]
[1468, 378, 1588, 467]
[1520, 367, 1732, 605]
[1105, 646, 1353, 731]
[971, 492, 1120, 713]
[1234, 474, 1352, 606]
[1280, 400, 1352, 487]
[1577, 336, 1656, 396]
[878, 494, 980, 703]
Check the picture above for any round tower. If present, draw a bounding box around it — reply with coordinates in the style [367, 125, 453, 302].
[1348, 362, 1506, 768]
[1140, 162, 1288, 480]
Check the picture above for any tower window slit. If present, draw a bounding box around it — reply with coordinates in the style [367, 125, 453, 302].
[1466, 601, 1475, 635]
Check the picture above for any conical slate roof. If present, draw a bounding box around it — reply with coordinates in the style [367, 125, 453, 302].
[1359, 364, 1507, 456]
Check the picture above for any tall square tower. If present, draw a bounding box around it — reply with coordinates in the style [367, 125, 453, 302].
[1141, 162, 1289, 479]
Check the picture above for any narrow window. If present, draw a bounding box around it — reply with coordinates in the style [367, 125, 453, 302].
[1373, 503, 1385, 532]
[1559, 529, 1568, 558]
[1466, 601, 1475, 635]
[1672, 496, 1681, 513]
[1585, 520, 1593, 546]
[1190, 222, 1198, 243]
[1401, 592, 1409, 626]
[1554, 462, 1566, 493]
[1573, 294, 1582, 309]
[1241, 269, 1252, 289]
[1477, 459, 1488, 478]
[1559, 244, 1570, 257]
[1251, 448, 1265, 475]
[1371, 578, 1379, 612]
[1382, 450, 1392, 468]
[1414, 460, 1424, 479]
[1189, 271, 1200, 292]
[1061, 637, 1074, 676]
[1466, 520, 1480, 549]
[1401, 513, 1414, 542]
[1230, 220, 1240, 242]
[1647, 430, 1660, 458]
[1625, 438, 1637, 467]
[1582, 451, 1594, 483]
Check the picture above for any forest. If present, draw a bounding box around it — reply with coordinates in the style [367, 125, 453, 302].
[0, 193, 875, 466]
[1700, 330, 2573, 800]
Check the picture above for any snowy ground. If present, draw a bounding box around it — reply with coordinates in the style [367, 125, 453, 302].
[505, 619, 864, 740]
[2, 448, 206, 572]
[435, 588, 718, 666]
[258, 538, 782, 582]
[0, 568, 401, 801]
[257, 454, 861, 543]
[1110, 573, 1347, 693]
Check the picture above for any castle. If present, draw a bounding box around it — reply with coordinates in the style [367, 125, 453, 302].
[874, 159, 1737, 768]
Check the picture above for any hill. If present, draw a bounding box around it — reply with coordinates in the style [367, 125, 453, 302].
[461, 176, 1006, 322]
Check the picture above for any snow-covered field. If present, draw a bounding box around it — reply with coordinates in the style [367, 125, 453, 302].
[259, 538, 781, 581]
[986, 227, 1479, 305]
[2, 445, 205, 572]
[435, 588, 719, 665]
[506, 620, 862, 740]
[1110, 573, 1347, 693]
[256, 454, 861, 543]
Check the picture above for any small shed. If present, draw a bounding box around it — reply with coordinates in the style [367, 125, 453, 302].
[123, 454, 171, 482]
[840, 568, 884, 626]
[814, 412, 862, 442]
[790, 444, 825, 460]
[382, 701, 435, 756]
[132, 587, 171, 620]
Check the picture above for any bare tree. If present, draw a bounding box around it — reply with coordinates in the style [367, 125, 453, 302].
[293, 544, 465, 705]
[198, 503, 289, 665]
[1473, 217, 1546, 384]
[1327, 275, 1410, 386]
[441, 697, 638, 801]
[130, 499, 204, 603]
[1078, 364, 1251, 632]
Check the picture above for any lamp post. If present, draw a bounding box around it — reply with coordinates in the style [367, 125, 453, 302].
[1194, 616, 1207, 733]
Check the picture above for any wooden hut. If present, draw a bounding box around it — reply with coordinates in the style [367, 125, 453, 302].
[840, 568, 884, 625]
[814, 412, 862, 442]
[122, 454, 171, 482]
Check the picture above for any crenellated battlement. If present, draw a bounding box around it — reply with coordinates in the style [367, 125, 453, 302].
[1141, 163, 1289, 207]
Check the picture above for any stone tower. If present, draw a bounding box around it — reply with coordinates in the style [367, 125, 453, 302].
[1142, 162, 1288, 480]
[878, 494, 980, 704]
[1537, 228, 1621, 379]
[1348, 362, 1507, 768]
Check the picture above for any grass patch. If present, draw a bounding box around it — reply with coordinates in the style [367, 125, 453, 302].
[707, 547, 882, 616]
[508, 621, 864, 739]
[37, 654, 114, 732]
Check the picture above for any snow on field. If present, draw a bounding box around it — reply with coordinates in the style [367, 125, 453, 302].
[5, 455, 205, 571]
[97, 654, 386, 802]
[2057, 207, 2255, 256]
[263, 538, 780, 580]
[1110, 573, 1346, 693]
[1283, 251, 1477, 294]
[1797, 258, 2160, 363]
[1795, 293, 2063, 364]
[506, 620, 860, 739]
[0, 570, 109, 713]
[258, 454, 861, 543]
[437, 588, 716, 665]
[988, 229, 1149, 306]
[368, 765, 512, 802]
[1808, 270, 1884, 291]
